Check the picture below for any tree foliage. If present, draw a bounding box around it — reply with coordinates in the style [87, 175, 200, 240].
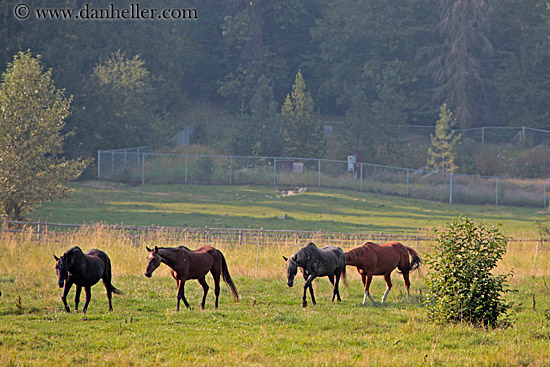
[424, 216, 512, 328]
[0, 51, 87, 220]
[427, 103, 461, 173]
[74, 51, 164, 153]
[281, 71, 325, 158]
[423, 0, 496, 128]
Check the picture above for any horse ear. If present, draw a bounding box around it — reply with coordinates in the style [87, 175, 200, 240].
[54, 254, 59, 261]
[154, 246, 158, 253]
[282, 256, 288, 262]
[146, 246, 152, 252]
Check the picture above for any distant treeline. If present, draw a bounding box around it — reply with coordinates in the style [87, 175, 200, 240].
[2, 0, 549, 161]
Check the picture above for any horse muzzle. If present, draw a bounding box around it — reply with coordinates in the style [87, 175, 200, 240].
[144, 272, 152, 278]
[58, 280, 65, 288]
[287, 280, 294, 287]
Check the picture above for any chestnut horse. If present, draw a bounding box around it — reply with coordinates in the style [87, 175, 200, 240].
[283, 242, 346, 307]
[54, 246, 122, 313]
[144, 245, 239, 311]
[345, 241, 421, 304]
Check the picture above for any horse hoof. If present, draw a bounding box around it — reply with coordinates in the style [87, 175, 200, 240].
[301, 301, 307, 308]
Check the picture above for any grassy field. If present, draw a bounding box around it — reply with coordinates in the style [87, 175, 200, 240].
[0, 230, 550, 367]
[30, 182, 547, 237]
[2, 183, 550, 366]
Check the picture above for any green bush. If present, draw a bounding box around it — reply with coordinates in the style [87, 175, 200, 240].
[424, 216, 512, 328]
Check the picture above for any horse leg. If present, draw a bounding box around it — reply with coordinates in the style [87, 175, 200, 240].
[74, 285, 82, 312]
[402, 272, 411, 297]
[198, 277, 209, 310]
[211, 270, 221, 309]
[328, 274, 336, 303]
[363, 273, 376, 304]
[82, 286, 92, 314]
[334, 272, 342, 302]
[176, 280, 190, 311]
[302, 274, 316, 307]
[381, 273, 393, 303]
[102, 280, 113, 312]
[61, 282, 73, 312]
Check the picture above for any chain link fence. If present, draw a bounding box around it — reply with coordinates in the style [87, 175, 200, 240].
[97, 150, 549, 208]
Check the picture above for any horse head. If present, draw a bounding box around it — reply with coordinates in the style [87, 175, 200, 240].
[283, 255, 298, 287]
[54, 254, 69, 288]
[144, 246, 161, 278]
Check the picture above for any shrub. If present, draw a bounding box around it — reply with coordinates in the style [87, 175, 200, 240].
[424, 215, 512, 328]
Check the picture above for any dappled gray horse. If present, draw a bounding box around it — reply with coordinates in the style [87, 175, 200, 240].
[283, 242, 346, 307]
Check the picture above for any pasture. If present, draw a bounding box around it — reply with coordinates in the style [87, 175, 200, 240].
[1, 183, 550, 366]
[31, 183, 544, 236]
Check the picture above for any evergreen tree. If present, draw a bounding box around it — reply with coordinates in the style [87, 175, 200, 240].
[427, 103, 461, 173]
[0, 51, 87, 221]
[281, 71, 326, 158]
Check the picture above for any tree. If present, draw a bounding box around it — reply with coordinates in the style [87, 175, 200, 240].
[0, 51, 87, 221]
[231, 75, 284, 157]
[76, 51, 165, 152]
[427, 103, 461, 173]
[423, 0, 497, 128]
[424, 216, 512, 328]
[281, 71, 325, 158]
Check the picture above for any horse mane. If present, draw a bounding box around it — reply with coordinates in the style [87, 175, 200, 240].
[293, 242, 319, 264]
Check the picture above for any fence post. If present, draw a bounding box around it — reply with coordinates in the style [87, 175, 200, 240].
[544, 180, 547, 208]
[97, 150, 101, 179]
[495, 178, 499, 206]
[256, 228, 262, 277]
[229, 156, 233, 186]
[134, 226, 139, 247]
[185, 155, 188, 184]
[532, 238, 542, 277]
[141, 153, 145, 185]
[111, 151, 115, 175]
[449, 173, 453, 204]
[360, 164, 363, 192]
[318, 159, 321, 187]
[406, 169, 410, 197]
[37, 219, 41, 244]
[274, 158, 277, 186]
[481, 127, 485, 147]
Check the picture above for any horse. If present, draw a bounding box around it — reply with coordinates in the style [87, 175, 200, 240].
[144, 245, 239, 311]
[345, 241, 422, 304]
[54, 246, 122, 313]
[283, 242, 347, 308]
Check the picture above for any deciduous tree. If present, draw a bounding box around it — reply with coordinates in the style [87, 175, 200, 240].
[0, 51, 87, 221]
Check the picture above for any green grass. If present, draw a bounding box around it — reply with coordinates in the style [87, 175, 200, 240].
[31, 182, 546, 237]
[1, 235, 549, 366]
[3, 184, 550, 366]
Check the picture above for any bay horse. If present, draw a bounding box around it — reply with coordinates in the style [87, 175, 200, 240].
[283, 242, 346, 307]
[54, 246, 122, 313]
[144, 245, 239, 311]
[345, 241, 422, 304]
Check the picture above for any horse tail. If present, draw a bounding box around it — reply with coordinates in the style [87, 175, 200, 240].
[102, 253, 123, 295]
[341, 262, 348, 287]
[219, 250, 239, 301]
[405, 246, 422, 272]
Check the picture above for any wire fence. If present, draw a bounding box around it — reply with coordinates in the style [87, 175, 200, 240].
[1, 220, 548, 277]
[97, 150, 550, 208]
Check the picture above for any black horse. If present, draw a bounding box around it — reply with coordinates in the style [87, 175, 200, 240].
[54, 246, 121, 313]
[283, 242, 346, 307]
